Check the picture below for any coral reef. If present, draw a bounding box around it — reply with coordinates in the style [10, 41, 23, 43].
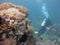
[0, 2, 34, 45]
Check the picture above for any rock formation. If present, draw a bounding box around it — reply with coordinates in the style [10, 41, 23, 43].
[0, 2, 34, 45]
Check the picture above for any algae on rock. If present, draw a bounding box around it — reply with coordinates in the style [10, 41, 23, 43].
[0, 2, 34, 45]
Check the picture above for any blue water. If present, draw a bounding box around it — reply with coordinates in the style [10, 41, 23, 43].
[1, 0, 60, 29]
[0, 0, 60, 42]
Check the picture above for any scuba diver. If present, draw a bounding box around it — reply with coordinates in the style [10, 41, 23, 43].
[38, 18, 52, 35]
[38, 3, 52, 40]
[38, 18, 52, 40]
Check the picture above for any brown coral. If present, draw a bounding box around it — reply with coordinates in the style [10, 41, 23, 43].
[0, 2, 29, 27]
[0, 2, 28, 15]
[0, 2, 34, 45]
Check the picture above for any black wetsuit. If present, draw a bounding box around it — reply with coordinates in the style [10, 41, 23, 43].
[38, 18, 52, 35]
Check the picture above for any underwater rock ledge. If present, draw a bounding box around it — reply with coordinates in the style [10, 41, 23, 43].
[0, 2, 34, 45]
